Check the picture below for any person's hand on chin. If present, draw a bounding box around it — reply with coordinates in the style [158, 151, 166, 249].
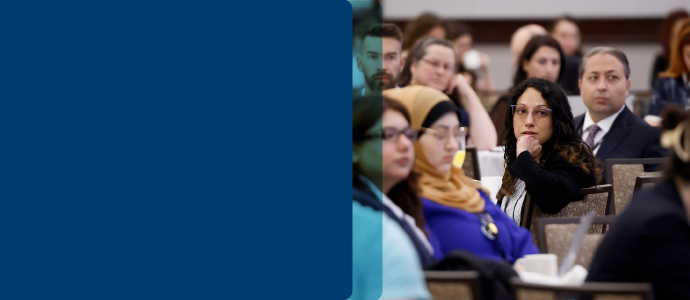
[517, 135, 542, 159]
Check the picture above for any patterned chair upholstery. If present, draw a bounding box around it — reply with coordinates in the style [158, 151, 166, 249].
[535, 216, 617, 270]
[512, 278, 653, 300]
[524, 185, 613, 244]
[424, 271, 481, 300]
[605, 157, 667, 214]
[611, 164, 662, 213]
[543, 224, 605, 270]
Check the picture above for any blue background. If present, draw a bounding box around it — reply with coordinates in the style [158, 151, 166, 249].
[1, 1, 352, 299]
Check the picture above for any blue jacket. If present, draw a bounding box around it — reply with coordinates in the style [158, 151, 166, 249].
[422, 190, 539, 264]
[649, 75, 689, 116]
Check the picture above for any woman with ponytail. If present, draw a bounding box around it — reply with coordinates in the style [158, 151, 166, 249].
[587, 105, 690, 299]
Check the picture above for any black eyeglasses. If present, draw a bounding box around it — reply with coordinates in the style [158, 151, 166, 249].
[363, 127, 419, 143]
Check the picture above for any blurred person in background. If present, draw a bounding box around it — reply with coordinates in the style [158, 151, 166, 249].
[496, 78, 598, 221]
[587, 106, 690, 299]
[446, 22, 496, 92]
[491, 35, 566, 145]
[648, 19, 690, 122]
[551, 17, 582, 58]
[399, 37, 497, 150]
[510, 24, 548, 67]
[551, 16, 583, 95]
[574, 47, 667, 184]
[352, 95, 435, 268]
[350, 96, 432, 300]
[356, 24, 405, 97]
[650, 9, 689, 88]
[385, 86, 539, 264]
[401, 12, 446, 60]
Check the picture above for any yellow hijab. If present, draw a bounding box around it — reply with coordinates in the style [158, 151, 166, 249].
[384, 86, 486, 212]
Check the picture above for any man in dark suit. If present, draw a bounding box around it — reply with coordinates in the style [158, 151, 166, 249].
[573, 47, 667, 183]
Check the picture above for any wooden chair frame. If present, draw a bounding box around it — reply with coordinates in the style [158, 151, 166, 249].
[424, 270, 482, 300]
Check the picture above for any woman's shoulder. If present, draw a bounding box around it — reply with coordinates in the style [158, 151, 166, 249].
[654, 75, 683, 89]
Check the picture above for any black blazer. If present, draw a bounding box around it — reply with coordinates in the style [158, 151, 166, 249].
[499, 149, 597, 214]
[573, 107, 667, 183]
[587, 179, 690, 299]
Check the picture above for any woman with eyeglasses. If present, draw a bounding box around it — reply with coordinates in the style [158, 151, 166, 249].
[399, 36, 497, 151]
[496, 78, 598, 224]
[352, 95, 436, 270]
[385, 86, 538, 264]
[491, 35, 567, 145]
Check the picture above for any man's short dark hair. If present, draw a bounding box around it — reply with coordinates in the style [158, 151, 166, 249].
[362, 23, 403, 45]
[579, 47, 631, 79]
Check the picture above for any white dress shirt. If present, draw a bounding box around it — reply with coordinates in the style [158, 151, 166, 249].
[582, 105, 626, 155]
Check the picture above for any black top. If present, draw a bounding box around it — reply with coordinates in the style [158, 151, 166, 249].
[506, 149, 596, 214]
[587, 179, 690, 299]
[650, 54, 669, 89]
[573, 107, 667, 184]
[557, 55, 581, 95]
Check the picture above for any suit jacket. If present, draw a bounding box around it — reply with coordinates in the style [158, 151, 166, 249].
[587, 179, 690, 299]
[573, 107, 667, 183]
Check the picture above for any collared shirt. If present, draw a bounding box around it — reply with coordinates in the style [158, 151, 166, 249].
[582, 105, 626, 154]
[358, 175, 433, 255]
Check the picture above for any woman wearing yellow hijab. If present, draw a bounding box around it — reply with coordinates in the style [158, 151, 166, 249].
[384, 86, 538, 264]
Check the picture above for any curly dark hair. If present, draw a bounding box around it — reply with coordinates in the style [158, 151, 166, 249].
[352, 95, 427, 232]
[496, 78, 600, 201]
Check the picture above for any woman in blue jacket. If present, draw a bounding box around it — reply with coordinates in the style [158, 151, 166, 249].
[385, 86, 539, 264]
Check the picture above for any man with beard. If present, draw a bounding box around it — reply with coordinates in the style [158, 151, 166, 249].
[573, 47, 667, 184]
[356, 24, 404, 96]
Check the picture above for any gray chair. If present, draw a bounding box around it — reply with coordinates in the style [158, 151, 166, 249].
[424, 271, 481, 300]
[633, 175, 663, 193]
[605, 157, 666, 214]
[511, 278, 654, 300]
[535, 215, 617, 270]
[521, 185, 613, 243]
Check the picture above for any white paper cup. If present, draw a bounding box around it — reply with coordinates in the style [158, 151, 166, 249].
[523, 254, 558, 277]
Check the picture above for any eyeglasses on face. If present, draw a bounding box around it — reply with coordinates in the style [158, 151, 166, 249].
[363, 127, 419, 143]
[511, 105, 552, 120]
[421, 126, 466, 143]
[421, 58, 454, 73]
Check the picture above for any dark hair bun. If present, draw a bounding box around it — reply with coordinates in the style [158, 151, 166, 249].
[661, 104, 690, 130]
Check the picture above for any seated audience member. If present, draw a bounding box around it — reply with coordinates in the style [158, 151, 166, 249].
[587, 107, 690, 299]
[491, 35, 566, 145]
[356, 24, 405, 97]
[352, 95, 435, 268]
[401, 12, 446, 59]
[399, 37, 498, 150]
[351, 202, 431, 300]
[385, 86, 539, 264]
[496, 78, 598, 222]
[510, 24, 548, 67]
[574, 47, 668, 183]
[446, 22, 496, 92]
[650, 9, 689, 88]
[648, 19, 690, 120]
[551, 16, 582, 95]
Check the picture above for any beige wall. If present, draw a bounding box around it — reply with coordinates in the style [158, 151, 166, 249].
[384, 0, 690, 19]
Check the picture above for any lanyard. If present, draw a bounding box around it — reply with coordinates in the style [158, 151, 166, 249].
[475, 212, 507, 260]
